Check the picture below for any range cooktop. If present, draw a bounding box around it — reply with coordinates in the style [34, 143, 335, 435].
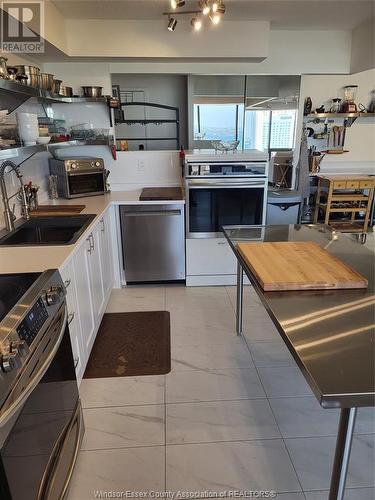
[0, 273, 41, 323]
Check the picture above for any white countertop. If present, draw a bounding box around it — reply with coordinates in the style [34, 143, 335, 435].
[184, 149, 269, 162]
[0, 190, 185, 274]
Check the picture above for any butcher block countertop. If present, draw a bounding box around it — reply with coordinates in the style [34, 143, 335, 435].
[139, 187, 184, 201]
[0, 190, 185, 274]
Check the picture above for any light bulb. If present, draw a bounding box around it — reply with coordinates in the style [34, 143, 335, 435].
[171, 0, 177, 8]
[171, 0, 185, 8]
[191, 17, 202, 31]
[201, 1, 210, 15]
[210, 13, 221, 24]
[212, 1, 219, 12]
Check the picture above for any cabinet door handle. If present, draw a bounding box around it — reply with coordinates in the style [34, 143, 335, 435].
[68, 312, 75, 325]
[87, 237, 92, 254]
[100, 218, 105, 232]
[90, 233, 95, 252]
[74, 356, 79, 369]
[64, 279, 71, 290]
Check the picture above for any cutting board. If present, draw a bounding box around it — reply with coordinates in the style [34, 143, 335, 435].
[139, 187, 183, 201]
[237, 241, 368, 291]
[29, 205, 86, 217]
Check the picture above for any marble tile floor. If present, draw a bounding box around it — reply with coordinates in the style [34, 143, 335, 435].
[68, 285, 375, 500]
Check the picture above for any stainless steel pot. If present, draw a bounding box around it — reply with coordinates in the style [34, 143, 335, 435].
[60, 86, 73, 97]
[81, 86, 103, 98]
[52, 79, 62, 94]
[14, 65, 40, 87]
[0, 57, 9, 80]
[40, 73, 54, 91]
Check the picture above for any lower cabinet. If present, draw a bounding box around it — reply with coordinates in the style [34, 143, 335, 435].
[60, 207, 115, 384]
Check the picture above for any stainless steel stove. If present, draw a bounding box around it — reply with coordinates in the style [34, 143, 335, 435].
[0, 269, 83, 500]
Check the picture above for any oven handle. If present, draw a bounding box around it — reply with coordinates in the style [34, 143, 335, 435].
[37, 400, 84, 500]
[67, 169, 105, 176]
[0, 306, 68, 428]
[186, 180, 266, 188]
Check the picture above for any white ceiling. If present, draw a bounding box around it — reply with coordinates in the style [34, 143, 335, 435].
[51, 0, 374, 30]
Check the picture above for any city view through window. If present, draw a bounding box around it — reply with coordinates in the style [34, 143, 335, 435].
[194, 103, 297, 150]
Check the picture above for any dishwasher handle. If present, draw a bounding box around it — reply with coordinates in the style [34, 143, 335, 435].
[123, 209, 182, 217]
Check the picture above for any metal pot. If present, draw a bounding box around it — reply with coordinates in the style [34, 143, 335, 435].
[81, 86, 103, 98]
[60, 86, 73, 97]
[0, 57, 9, 80]
[40, 73, 54, 91]
[7, 66, 18, 80]
[14, 65, 40, 87]
[52, 79, 62, 94]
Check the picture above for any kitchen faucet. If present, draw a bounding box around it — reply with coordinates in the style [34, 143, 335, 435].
[0, 160, 30, 231]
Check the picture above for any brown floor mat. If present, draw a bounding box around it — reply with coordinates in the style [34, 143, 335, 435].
[83, 311, 171, 378]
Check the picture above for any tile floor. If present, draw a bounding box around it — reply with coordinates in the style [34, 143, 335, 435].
[68, 285, 375, 500]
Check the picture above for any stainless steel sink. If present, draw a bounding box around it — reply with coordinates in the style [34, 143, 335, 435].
[0, 214, 96, 246]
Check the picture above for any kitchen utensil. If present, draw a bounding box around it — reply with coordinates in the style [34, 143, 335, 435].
[14, 65, 40, 87]
[48, 175, 59, 199]
[237, 241, 368, 291]
[6, 67, 18, 80]
[60, 85, 73, 97]
[52, 79, 62, 94]
[81, 86, 103, 98]
[341, 85, 358, 112]
[0, 57, 9, 79]
[40, 73, 54, 91]
[303, 97, 312, 116]
[330, 98, 342, 113]
[309, 152, 325, 173]
[16, 112, 39, 145]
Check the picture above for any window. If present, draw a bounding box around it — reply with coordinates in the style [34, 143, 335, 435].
[193, 103, 297, 151]
[194, 103, 243, 144]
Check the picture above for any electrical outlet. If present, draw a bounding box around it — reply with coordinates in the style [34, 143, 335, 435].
[138, 160, 145, 172]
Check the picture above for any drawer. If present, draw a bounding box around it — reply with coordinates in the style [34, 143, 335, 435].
[186, 237, 237, 276]
[333, 181, 346, 189]
[346, 181, 359, 189]
[359, 180, 374, 189]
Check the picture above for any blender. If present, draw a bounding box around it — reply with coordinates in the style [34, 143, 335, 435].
[341, 85, 358, 113]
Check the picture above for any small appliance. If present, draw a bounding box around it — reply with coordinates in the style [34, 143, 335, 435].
[49, 157, 108, 199]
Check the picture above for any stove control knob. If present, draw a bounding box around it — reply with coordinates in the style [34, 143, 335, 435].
[71, 162, 77, 170]
[95, 161, 101, 168]
[1, 352, 21, 373]
[45, 285, 64, 306]
[10, 340, 29, 358]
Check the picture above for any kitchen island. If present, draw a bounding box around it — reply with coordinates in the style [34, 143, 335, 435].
[223, 224, 374, 500]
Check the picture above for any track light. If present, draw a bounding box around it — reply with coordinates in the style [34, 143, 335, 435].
[215, 1, 226, 14]
[191, 17, 202, 31]
[201, 1, 210, 15]
[168, 17, 178, 31]
[171, 0, 185, 8]
[210, 13, 221, 24]
[211, 1, 218, 12]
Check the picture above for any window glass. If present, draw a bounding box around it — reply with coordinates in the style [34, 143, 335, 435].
[194, 104, 238, 141]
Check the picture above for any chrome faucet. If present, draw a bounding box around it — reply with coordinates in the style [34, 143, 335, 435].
[0, 160, 30, 231]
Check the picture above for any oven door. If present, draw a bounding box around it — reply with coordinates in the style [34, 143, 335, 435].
[186, 178, 267, 238]
[0, 305, 83, 500]
[66, 170, 105, 198]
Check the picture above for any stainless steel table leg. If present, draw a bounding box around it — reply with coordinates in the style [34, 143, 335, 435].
[328, 407, 357, 500]
[236, 261, 244, 336]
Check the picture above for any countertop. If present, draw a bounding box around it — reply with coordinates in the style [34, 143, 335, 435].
[0, 190, 185, 274]
[223, 224, 375, 409]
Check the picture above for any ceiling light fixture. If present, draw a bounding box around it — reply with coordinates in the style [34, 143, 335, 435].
[210, 13, 221, 24]
[171, 0, 185, 8]
[201, 1, 211, 15]
[168, 17, 178, 31]
[215, 1, 226, 14]
[191, 17, 202, 31]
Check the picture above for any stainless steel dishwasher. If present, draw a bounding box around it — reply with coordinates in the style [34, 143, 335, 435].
[120, 204, 186, 283]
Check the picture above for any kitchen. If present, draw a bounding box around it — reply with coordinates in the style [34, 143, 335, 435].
[0, 1, 374, 500]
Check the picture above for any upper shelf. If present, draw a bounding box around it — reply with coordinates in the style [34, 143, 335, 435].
[304, 112, 375, 119]
[0, 78, 108, 112]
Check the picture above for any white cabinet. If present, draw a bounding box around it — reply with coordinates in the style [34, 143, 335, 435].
[186, 237, 238, 286]
[60, 259, 86, 384]
[99, 210, 113, 302]
[60, 207, 115, 383]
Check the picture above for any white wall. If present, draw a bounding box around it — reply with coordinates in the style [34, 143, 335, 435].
[64, 20, 269, 60]
[351, 18, 375, 74]
[299, 69, 375, 174]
